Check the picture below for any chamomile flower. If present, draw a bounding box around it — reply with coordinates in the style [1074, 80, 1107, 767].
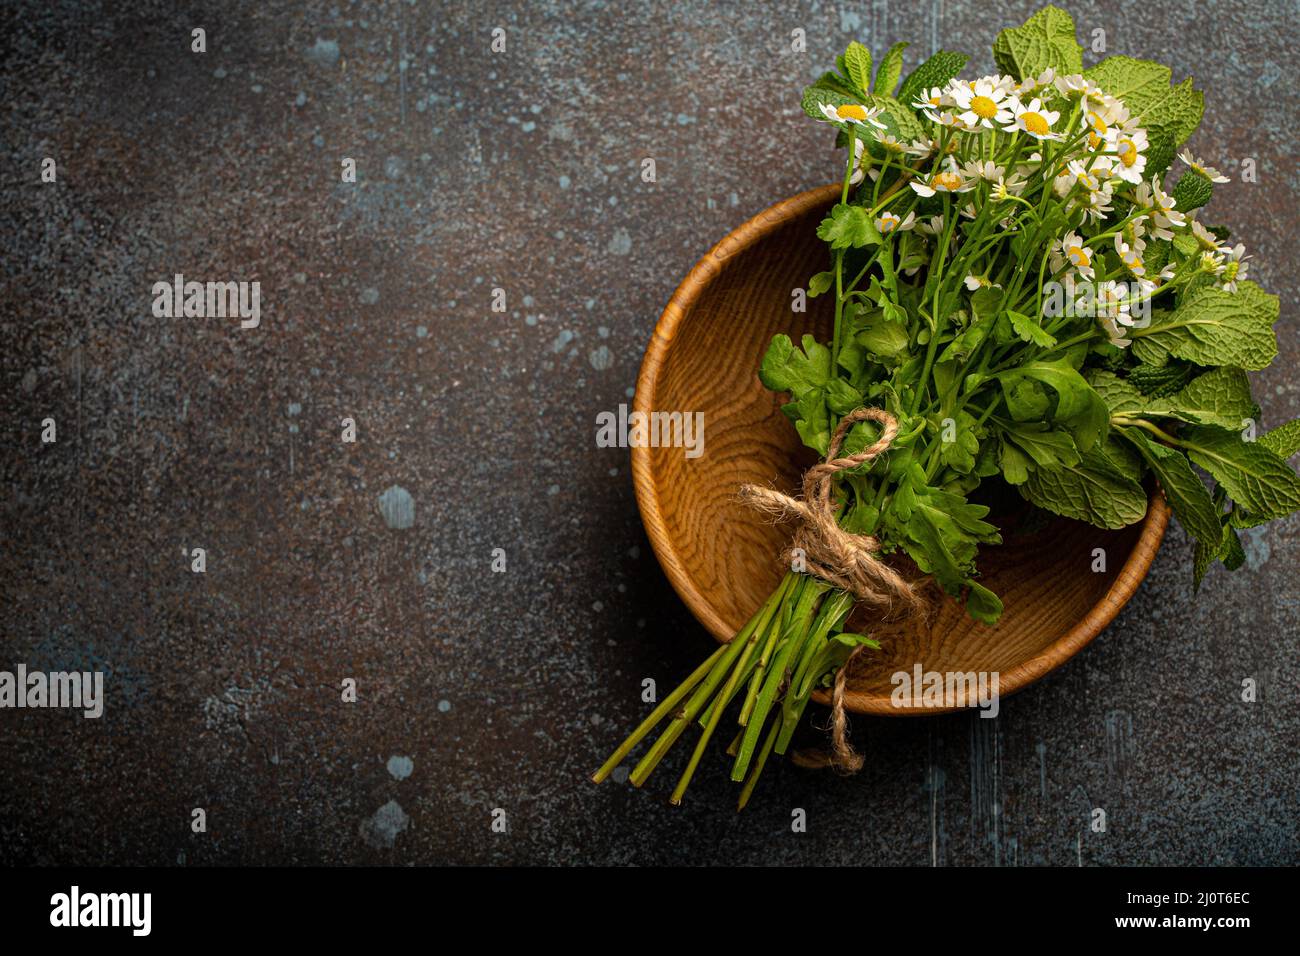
[1199, 250, 1225, 275]
[963, 274, 1002, 291]
[1082, 108, 1111, 151]
[924, 109, 977, 132]
[916, 215, 946, 237]
[1095, 280, 1137, 346]
[819, 102, 888, 129]
[949, 77, 1015, 130]
[1134, 177, 1186, 240]
[1099, 314, 1134, 348]
[1050, 231, 1095, 280]
[1189, 218, 1224, 252]
[1179, 150, 1230, 183]
[1119, 217, 1149, 255]
[1055, 73, 1101, 99]
[875, 210, 916, 235]
[1218, 243, 1250, 292]
[874, 131, 928, 157]
[848, 138, 870, 185]
[910, 163, 973, 197]
[1114, 234, 1147, 277]
[1017, 67, 1057, 97]
[959, 160, 1006, 183]
[910, 86, 950, 112]
[990, 173, 1028, 200]
[1111, 129, 1149, 184]
[1005, 98, 1062, 140]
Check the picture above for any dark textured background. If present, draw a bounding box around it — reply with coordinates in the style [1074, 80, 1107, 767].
[1, 0, 1296, 866]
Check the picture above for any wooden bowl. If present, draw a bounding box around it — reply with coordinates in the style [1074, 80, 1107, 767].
[631, 183, 1171, 715]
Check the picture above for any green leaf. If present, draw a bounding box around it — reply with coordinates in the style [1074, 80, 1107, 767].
[999, 439, 1032, 485]
[1021, 448, 1149, 530]
[999, 420, 1082, 469]
[1130, 281, 1280, 370]
[995, 359, 1110, 451]
[1182, 425, 1300, 520]
[874, 42, 908, 97]
[1172, 170, 1214, 212]
[938, 411, 980, 475]
[897, 50, 968, 108]
[817, 203, 882, 250]
[1259, 419, 1300, 459]
[759, 333, 831, 396]
[965, 582, 1003, 626]
[1128, 361, 1195, 397]
[1005, 309, 1057, 348]
[1086, 369, 1146, 416]
[992, 5, 1083, 80]
[1154, 366, 1257, 430]
[807, 270, 835, 298]
[843, 42, 873, 94]
[1221, 525, 1246, 571]
[1122, 429, 1221, 545]
[855, 308, 911, 363]
[1082, 55, 1205, 146]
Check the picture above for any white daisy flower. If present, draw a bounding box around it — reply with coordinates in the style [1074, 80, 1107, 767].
[964, 274, 1002, 291]
[1179, 150, 1230, 183]
[875, 210, 916, 235]
[1114, 234, 1147, 277]
[1190, 218, 1224, 252]
[916, 215, 946, 237]
[949, 77, 1015, 129]
[874, 131, 928, 157]
[1054, 73, 1099, 98]
[959, 160, 1005, 183]
[1199, 250, 1226, 275]
[1112, 129, 1149, 184]
[1134, 177, 1186, 240]
[1017, 68, 1057, 97]
[1050, 231, 1095, 280]
[990, 173, 1028, 200]
[924, 109, 977, 132]
[1218, 243, 1250, 292]
[820, 102, 888, 129]
[910, 86, 950, 112]
[848, 138, 870, 185]
[909, 163, 974, 197]
[1100, 314, 1133, 348]
[1004, 98, 1061, 140]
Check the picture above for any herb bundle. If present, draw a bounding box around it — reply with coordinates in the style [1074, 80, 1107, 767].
[595, 6, 1300, 807]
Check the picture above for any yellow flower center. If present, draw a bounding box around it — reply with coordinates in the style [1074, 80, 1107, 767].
[970, 95, 998, 119]
[1224, 261, 1239, 281]
[932, 172, 962, 191]
[879, 215, 899, 234]
[1069, 246, 1089, 267]
[1118, 139, 1138, 166]
[836, 104, 868, 121]
[1087, 111, 1108, 135]
[1021, 111, 1050, 136]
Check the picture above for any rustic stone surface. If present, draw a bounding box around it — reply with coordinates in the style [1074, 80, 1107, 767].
[1, 0, 1296, 865]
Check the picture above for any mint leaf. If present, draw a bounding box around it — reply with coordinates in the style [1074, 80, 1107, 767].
[843, 41, 873, 94]
[1021, 448, 1149, 529]
[1083, 56, 1204, 146]
[1155, 366, 1257, 429]
[874, 41, 909, 97]
[897, 50, 968, 109]
[1130, 282, 1280, 370]
[1129, 361, 1195, 397]
[817, 203, 881, 250]
[1259, 420, 1300, 459]
[1173, 170, 1214, 212]
[992, 5, 1083, 80]
[1123, 429, 1220, 545]
[1183, 425, 1300, 520]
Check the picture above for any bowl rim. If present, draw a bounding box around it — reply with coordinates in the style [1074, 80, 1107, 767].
[631, 182, 1171, 715]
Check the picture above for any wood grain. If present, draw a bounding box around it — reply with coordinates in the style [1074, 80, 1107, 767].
[631, 183, 1171, 715]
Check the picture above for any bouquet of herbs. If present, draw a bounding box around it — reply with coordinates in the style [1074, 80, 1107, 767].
[594, 6, 1300, 808]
